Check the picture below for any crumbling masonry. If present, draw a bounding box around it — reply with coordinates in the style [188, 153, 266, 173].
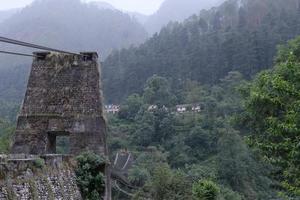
[11, 52, 108, 156]
[9, 52, 111, 199]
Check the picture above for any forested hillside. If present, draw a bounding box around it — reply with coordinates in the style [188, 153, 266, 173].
[107, 35, 300, 200]
[0, 0, 299, 199]
[144, 0, 224, 34]
[0, 0, 147, 68]
[108, 72, 279, 199]
[103, 0, 300, 103]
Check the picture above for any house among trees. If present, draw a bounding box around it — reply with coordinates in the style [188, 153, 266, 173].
[105, 105, 120, 114]
[148, 105, 158, 111]
[176, 104, 202, 113]
[147, 104, 202, 113]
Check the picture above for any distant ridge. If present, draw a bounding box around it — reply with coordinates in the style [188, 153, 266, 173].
[145, 0, 224, 34]
[0, 0, 148, 67]
[103, 0, 300, 102]
[89, 1, 115, 10]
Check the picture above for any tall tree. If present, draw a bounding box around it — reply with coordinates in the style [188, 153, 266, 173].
[243, 36, 300, 197]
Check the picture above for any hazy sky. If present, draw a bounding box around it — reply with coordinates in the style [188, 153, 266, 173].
[0, 0, 164, 15]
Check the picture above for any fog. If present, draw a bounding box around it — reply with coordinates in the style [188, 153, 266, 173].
[0, 0, 165, 15]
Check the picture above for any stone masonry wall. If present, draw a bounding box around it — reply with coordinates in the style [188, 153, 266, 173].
[11, 52, 108, 156]
[0, 154, 82, 200]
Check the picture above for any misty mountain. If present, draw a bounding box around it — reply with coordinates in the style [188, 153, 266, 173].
[0, 8, 19, 23]
[128, 12, 149, 25]
[145, 0, 225, 34]
[89, 1, 149, 26]
[103, 0, 300, 103]
[0, 0, 147, 68]
[89, 1, 115, 10]
[0, 0, 148, 104]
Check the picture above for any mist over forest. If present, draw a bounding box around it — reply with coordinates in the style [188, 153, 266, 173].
[0, 0, 299, 199]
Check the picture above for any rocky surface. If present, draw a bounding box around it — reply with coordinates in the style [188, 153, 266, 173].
[11, 52, 108, 156]
[0, 154, 82, 200]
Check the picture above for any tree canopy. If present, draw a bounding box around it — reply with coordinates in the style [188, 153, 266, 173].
[243, 36, 300, 197]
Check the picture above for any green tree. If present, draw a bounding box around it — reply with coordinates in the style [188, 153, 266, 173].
[183, 80, 208, 104]
[133, 108, 175, 147]
[129, 147, 168, 187]
[118, 93, 143, 121]
[75, 152, 106, 200]
[192, 180, 220, 200]
[217, 130, 274, 199]
[134, 165, 192, 200]
[244, 36, 300, 196]
[143, 75, 175, 107]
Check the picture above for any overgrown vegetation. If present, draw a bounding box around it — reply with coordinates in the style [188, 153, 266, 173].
[192, 180, 220, 200]
[108, 72, 278, 199]
[0, 119, 14, 153]
[0, 0, 299, 199]
[103, 0, 300, 103]
[241, 36, 300, 197]
[75, 152, 106, 200]
[107, 35, 300, 199]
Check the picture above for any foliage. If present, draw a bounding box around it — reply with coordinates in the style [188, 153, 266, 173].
[143, 75, 176, 107]
[0, 1, 298, 199]
[243, 36, 300, 197]
[128, 147, 168, 188]
[33, 158, 45, 169]
[0, 119, 14, 153]
[218, 186, 243, 200]
[103, 0, 300, 103]
[108, 74, 279, 199]
[217, 130, 275, 199]
[75, 152, 106, 200]
[133, 165, 192, 200]
[118, 94, 143, 121]
[192, 179, 220, 200]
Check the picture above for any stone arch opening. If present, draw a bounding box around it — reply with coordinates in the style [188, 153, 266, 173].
[47, 131, 70, 154]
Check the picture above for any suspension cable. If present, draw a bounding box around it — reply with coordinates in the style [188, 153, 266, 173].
[0, 50, 37, 58]
[0, 36, 81, 56]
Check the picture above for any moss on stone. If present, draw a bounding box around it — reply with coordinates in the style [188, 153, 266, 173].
[28, 179, 39, 200]
[44, 177, 55, 200]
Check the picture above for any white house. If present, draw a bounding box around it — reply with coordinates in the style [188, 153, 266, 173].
[105, 105, 120, 114]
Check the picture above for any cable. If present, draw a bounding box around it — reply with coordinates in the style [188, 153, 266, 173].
[0, 50, 37, 58]
[0, 36, 78, 55]
[0, 36, 81, 56]
[113, 181, 134, 197]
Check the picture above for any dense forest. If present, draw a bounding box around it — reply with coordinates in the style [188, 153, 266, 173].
[103, 0, 300, 103]
[106, 35, 300, 200]
[0, 0, 300, 199]
[144, 0, 224, 34]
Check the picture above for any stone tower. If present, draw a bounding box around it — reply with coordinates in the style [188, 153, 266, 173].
[11, 52, 108, 156]
[10, 51, 112, 199]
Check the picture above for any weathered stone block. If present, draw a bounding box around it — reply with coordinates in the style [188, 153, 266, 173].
[11, 52, 107, 156]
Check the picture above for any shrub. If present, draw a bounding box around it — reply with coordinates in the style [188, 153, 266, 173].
[193, 180, 220, 200]
[33, 158, 45, 169]
[75, 152, 106, 200]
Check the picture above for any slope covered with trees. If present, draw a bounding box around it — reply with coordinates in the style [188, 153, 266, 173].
[103, 0, 300, 103]
[107, 36, 300, 200]
[240, 36, 300, 197]
[107, 72, 279, 199]
[144, 0, 224, 34]
[0, 0, 147, 67]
